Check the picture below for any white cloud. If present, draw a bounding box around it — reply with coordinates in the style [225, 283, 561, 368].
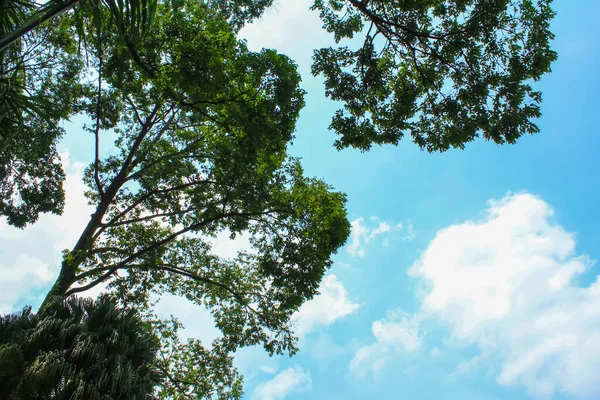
[369, 221, 391, 239]
[239, 0, 328, 61]
[403, 222, 416, 241]
[453, 353, 489, 377]
[293, 274, 360, 336]
[347, 218, 369, 257]
[0, 255, 54, 314]
[234, 345, 281, 388]
[0, 154, 93, 312]
[350, 311, 422, 379]
[260, 365, 278, 375]
[347, 218, 412, 258]
[371, 313, 422, 352]
[251, 366, 312, 400]
[410, 192, 600, 399]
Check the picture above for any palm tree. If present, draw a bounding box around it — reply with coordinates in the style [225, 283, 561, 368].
[0, 296, 159, 399]
[0, 0, 157, 53]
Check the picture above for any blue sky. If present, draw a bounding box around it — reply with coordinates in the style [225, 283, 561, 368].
[1, 0, 599, 399]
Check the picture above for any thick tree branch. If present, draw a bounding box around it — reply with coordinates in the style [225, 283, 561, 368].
[126, 108, 185, 176]
[120, 102, 162, 172]
[124, 94, 144, 126]
[41, 102, 164, 307]
[65, 267, 118, 296]
[111, 209, 283, 271]
[125, 142, 207, 183]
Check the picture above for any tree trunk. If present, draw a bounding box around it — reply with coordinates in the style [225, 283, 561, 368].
[40, 259, 77, 310]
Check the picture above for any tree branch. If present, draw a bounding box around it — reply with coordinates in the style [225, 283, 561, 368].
[71, 209, 284, 294]
[156, 363, 195, 399]
[102, 205, 200, 228]
[95, 178, 216, 238]
[69, 261, 272, 328]
[124, 94, 144, 126]
[42, 102, 165, 306]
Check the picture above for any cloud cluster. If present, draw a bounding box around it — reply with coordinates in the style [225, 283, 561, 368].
[350, 311, 422, 379]
[0, 153, 92, 313]
[347, 217, 412, 258]
[251, 366, 312, 400]
[293, 274, 360, 336]
[410, 193, 599, 399]
[0, 255, 54, 314]
[239, 0, 328, 65]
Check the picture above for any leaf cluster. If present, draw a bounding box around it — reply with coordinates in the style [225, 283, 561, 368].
[1, 0, 84, 227]
[311, 0, 558, 151]
[0, 296, 159, 399]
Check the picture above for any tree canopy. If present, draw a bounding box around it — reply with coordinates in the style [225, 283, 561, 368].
[0, 0, 82, 227]
[0, 0, 277, 227]
[19, 1, 349, 396]
[0, 0, 557, 397]
[312, 0, 557, 151]
[0, 0, 557, 226]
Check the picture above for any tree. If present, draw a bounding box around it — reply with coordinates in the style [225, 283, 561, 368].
[0, 0, 278, 54]
[0, 0, 557, 226]
[0, 0, 83, 227]
[0, 0, 277, 227]
[312, 0, 557, 151]
[0, 296, 159, 399]
[0, 0, 153, 53]
[152, 317, 245, 399]
[0, 0, 557, 397]
[19, 1, 350, 397]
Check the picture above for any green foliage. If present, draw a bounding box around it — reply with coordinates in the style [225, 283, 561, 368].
[153, 317, 244, 399]
[0, 0, 284, 227]
[0, 113, 65, 228]
[0, 0, 162, 228]
[29, 2, 351, 397]
[0, 0, 558, 397]
[0, 0, 84, 227]
[0, 0, 559, 225]
[200, 0, 276, 31]
[0, 0, 157, 53]
[0, 296, 159, 399]
[311, 0, 558, 151]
